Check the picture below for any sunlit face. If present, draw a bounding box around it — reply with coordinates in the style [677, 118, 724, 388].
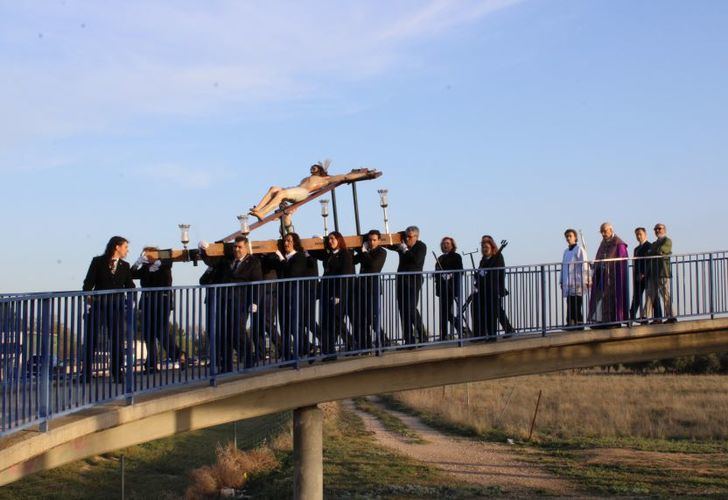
[115, 241, 129, 259]
[328, 234, 339, 250]
[565, 232, 577, 246]
[441, 238, 454, 254]
[368, 233, 381, 250]
[654, 225, 666, 238]
[600, 225, 614, 240]
[283, 235, 295, 254]
[405, 231, 418, 248]
[635, 229, 647, 244]
[233, 241, 248, 260]
[481, 238, 493, 256]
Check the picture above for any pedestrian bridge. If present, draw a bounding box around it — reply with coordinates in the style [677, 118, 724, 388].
[2, 250, 728, 495]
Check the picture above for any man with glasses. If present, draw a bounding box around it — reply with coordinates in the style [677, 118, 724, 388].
[645, 223, 675, 323]
[390, 226, 427, 345]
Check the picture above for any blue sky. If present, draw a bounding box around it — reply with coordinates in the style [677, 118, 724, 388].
[2, 0, 727, 293]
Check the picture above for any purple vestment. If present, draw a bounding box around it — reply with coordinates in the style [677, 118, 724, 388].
[588, 235, 629, 324]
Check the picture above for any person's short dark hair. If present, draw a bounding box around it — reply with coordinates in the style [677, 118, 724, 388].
[234, 235, 248, 244]
[103, 236, 128, 260]
[564, 228, 577, 239]
[635, 227, 646, 234]
[367, 229, 381, 239]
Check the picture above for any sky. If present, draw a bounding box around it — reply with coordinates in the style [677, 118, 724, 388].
[1, 0, 727, 293]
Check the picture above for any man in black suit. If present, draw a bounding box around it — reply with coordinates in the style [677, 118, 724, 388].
[131, 247, 185, 374]
[82, 236, 136, 382]
[274, 233, 310, 360]
[629, 227, 661, 322]
[353, 229, 388, 349]
[199, 236, 262, 372]
[390, 226, 427, 345]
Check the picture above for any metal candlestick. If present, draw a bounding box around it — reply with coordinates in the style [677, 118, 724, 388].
[378, 189, 390, 234]
[320, 199, 330, 236]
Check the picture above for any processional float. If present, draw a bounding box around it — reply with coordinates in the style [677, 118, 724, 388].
[147, 161, 402, 263]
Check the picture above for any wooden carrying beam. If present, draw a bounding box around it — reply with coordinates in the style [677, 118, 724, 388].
[147, 232, 403, 263]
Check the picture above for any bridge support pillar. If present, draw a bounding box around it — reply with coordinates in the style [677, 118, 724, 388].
[293, 404, 323, 500]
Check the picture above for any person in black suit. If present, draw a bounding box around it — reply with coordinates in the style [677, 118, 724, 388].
[473, 235, 505, 340]
[199, 236, 262, 373]
[131, 247, 185, 374]
[390, 226, 427, 345]
[435, 236, 465, 341]
[629, 227, 661, 322]
[353, 229, 388, 350]
[314, 231, 356, 356]
[273, 233, 310, 360]
[82, 236, 136, 382]
[256, 251, 283, 363]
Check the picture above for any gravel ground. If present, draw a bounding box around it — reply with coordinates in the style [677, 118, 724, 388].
[345, 397, 579, 496]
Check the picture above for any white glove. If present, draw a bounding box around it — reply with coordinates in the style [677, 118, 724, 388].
[149, 260, 162, 273]
[198, 240, 210, 251]
[398, 243, 408, 253]
[333, 297, 340, 305]
[249, 303, 258, 313]
[134, 252, 149, 268]
[362, 241, 370, 252]
[275, 250, 284, 261]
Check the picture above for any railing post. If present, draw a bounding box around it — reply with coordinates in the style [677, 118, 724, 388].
[375, 276, 383, 356]
[39, 298, 51, 432]
[125, 292, 135, 404]
[540, 265, 547, 336]
[209, 288, 217, 386]
[709, 253, 715, 320]
[294, 282, 301, 369]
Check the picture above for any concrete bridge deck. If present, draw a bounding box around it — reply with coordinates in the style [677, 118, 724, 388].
[3, 317, 728, 486]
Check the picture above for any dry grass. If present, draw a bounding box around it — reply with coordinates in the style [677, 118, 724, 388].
[391, 373, 728, 441]
[185, 443, 279, 498]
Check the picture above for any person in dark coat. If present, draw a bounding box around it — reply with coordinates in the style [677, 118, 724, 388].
[473, 235, 505, 340]
[131, 247, 185, 374]
[256, 251, 283, 363]
[82, 236, 136, 381]
[353, 229, 388, 349]
[273, 232, 311, 360]
[390, 226, 427, 345]
[314, 231, 355, 355]
[199, 236, 262, 372]
[629, 227, 661, 322]
[435, 236, 464, 341]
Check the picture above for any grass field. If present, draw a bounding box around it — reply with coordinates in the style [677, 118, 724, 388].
[390, 373, 728, 443]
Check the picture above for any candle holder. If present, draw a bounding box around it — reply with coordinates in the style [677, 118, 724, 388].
[377, 189, 390, 235]
[178, 224, 191, 250]
[320, 199, 330, 236]
[237, 214, 250, 235]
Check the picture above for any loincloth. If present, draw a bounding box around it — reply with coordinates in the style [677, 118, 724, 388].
[283, 186, 310, 202]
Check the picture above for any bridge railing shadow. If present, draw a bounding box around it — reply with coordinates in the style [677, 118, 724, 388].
[2, 250, 727, 435]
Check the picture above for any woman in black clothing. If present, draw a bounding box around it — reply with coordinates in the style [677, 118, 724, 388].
[435, 236, 465, 341]
[473, 235, 505, 340]
[82, 236, 136, 381]
[316, 231, 355, 355]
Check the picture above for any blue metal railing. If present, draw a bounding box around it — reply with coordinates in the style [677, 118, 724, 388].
[2, 250, 727, 435]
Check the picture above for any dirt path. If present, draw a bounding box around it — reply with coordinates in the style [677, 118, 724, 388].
[344, 397, 579, 496]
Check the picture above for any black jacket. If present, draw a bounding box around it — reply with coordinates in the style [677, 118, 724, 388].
[435, 251, 463, 297]
[476, 252, 505, 299]
[395, 240, 426, 273]
[131, 262, 172, 288]
[83, 256, 135, 291]
[277, 252, 309, 279]
[323, 249, 355, 277]
[354, 246, 387, 274]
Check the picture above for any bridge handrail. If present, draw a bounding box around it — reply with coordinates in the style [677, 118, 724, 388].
[2, 249, 727, 436]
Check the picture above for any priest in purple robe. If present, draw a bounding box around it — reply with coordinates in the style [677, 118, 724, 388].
[588, 222, 629, 326]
